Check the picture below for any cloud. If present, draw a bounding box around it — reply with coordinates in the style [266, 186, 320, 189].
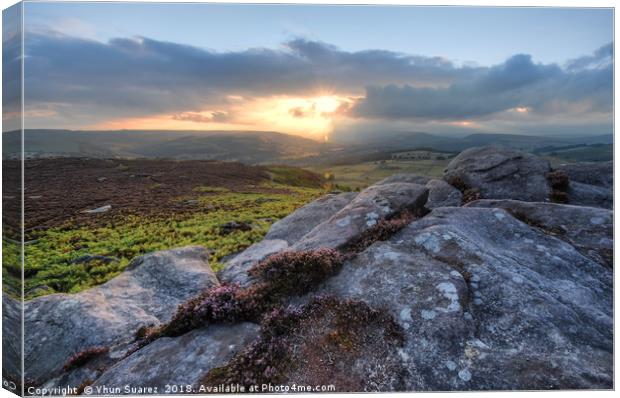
[172, 111, 230, 123]
[351, 45, 612, 121]
[17, 31, 613, 134]
[22, 33, 478, 120]
[289, 106, 312, 118]
[566, 42, 613, 71]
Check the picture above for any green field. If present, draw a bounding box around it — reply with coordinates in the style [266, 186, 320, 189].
[307, 158, 451, 190]
[536, 144, 612, 163]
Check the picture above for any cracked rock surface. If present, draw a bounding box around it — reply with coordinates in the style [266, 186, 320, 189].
[313, 206, 612, 389]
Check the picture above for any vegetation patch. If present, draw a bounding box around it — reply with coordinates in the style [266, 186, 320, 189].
[265, 165, 325, 188]
[139, 249, 343, 342]
[343, 209, 427, 254]
[307, 157, 450, 190]
[63, 346, 109, 372]
[200, 296, 406, 391]
[547, 170, 570, 204]
[21, 186, 324, 299]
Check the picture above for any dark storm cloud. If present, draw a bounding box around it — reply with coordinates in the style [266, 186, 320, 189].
[351, 44, 613, 121]
[22, 32, 612, 124]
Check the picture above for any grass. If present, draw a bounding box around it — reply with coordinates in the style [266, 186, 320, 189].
[2, 239, 22, 297]
[20, 184, 324, 299]
[536, 144, 612, 163]
[265, 165, 326, 188]
[193, 186, 230, 193]
[306, 158, 450, 190]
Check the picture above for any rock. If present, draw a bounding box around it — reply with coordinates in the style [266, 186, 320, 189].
[378, 175, 462, 208]
[293, 183, 428, 251]
[96, 177, 107, 182]
[91, 323, 260, 392]
[311, 206, 612, 390]
[23, 246, 218, 386]
[444, 146, 551, 202]
[553, 162, 613, 209]
[70, 254, 120, 265]
[567, 181, 612, 209]
[264, 192, 357, 244]
[557, 161, 612, 188]
[466, 199, 613, 267]
[219, 221, 252, 235]
[82, 205, 112, 214]
[426, 179, 462, 208]
[218, 239, 289, 287]
[2, 295, 22, 386]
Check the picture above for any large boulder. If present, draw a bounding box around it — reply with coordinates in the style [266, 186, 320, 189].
[466, 199, 613, 267]
[311, 206, 612, 390]
[444, 146, 551, 202]
[292, 182, 428, 251]
[23, 246, 219, 386]
[264, 192, 357, 244]
[554, 162, 613, 209]
[90, 323, 260, 392]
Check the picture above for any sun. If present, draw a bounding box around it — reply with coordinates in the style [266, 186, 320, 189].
[313, 96, 341, 113]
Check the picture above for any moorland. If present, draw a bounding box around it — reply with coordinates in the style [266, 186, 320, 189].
[1, 129, 613, 299]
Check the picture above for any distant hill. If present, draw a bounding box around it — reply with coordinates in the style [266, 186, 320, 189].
[3, 129, 612, 164]
[333, 130, 613, 153]
[3, 130, 329, 164]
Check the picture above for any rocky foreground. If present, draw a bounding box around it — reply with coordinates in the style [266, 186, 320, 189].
[3, 146, 613, 392]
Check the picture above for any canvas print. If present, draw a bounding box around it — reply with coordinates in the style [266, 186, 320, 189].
[1, 1, 614, 395]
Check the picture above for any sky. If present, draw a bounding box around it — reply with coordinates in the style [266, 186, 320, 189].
[2, 2, 614, 140]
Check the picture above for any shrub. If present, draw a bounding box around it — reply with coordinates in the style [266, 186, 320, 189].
[63, 346, 109, 372]
[547, 170, 570, 191]
[549, 190, 569, 204]
[247, 248, 343, 296]
[200, 296, 405, 389]
[547, 170, 570, 203]
[143, 249, 344, 341]
[343, 210, 425, 253]
[157, 284, 246, 337]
